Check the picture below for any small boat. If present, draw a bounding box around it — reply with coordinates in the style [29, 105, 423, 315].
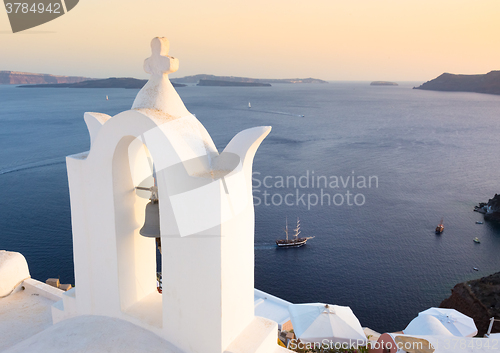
[476, 221, 483, 224]
[473, 237, 480, 243]
[276, 217, 314, 248]
[435, 218, 444, 234]
[473, 267, 479, 271]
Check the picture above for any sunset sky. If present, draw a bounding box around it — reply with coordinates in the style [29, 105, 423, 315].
[1, 0, 499, 81]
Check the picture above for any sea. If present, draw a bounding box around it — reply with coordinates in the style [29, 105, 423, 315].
[1, 82, 499, 333]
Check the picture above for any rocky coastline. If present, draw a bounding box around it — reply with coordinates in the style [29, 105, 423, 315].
[474, 194, 500, 222]
[440, 272, 500, 336]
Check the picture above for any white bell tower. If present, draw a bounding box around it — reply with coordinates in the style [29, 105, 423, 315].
[52, 37, 289, 353]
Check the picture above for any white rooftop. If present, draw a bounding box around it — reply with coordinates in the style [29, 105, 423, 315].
[0, 281, 56, 351]
[0, 268, 291, 353]
[0, 284, 291, 351]
[254, 288, 292, 329]
[3, 315, 181, 353]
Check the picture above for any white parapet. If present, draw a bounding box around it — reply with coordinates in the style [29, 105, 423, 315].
[0, 250, 30, 298]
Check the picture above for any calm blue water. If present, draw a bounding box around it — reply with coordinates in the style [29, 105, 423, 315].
[1, 83, 499, 333]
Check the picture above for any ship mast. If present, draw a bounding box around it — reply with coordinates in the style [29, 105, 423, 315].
[284, 217, 289, 241]
[294, 217, 301, 239]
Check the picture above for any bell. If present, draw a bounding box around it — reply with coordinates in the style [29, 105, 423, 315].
[139, 200, 160, 237]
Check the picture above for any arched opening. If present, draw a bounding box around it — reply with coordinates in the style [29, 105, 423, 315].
[112, 135, 162, 328]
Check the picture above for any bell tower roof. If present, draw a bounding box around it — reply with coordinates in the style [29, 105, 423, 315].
[132, 37, 191, 118]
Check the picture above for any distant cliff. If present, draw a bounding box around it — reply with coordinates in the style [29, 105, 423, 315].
[18, 77, 185, 89]
[172, 74, 327, 84]
[0, 71, 91, 85]
[3, 70, 326, 86]
[414, 71, 500, 95]
[370, 81, 398, 86]
[197, 79, 271, 87]
[440, 272, 500, 336]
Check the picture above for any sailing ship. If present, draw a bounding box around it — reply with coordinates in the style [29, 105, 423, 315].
[276, 217, 314, 248]
[435, 218, 444, 234]
[248, 102, 251, 108]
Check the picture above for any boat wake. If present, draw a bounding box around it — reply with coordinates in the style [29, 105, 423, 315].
[0, 157, 66, 176]
[254, 244, 278, 250]
[245, 108, 304, 118]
